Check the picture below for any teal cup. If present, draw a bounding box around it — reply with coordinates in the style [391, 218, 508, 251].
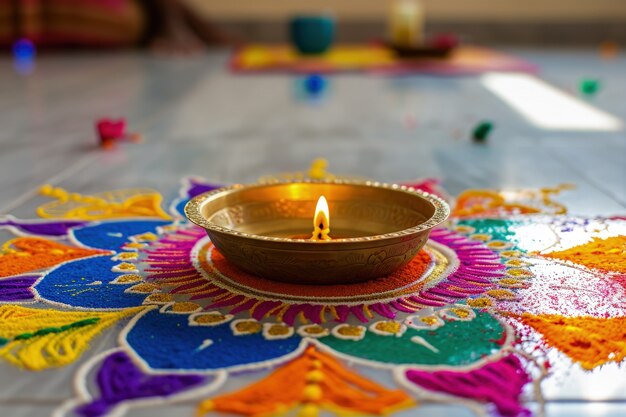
[290, 15, 335, 55]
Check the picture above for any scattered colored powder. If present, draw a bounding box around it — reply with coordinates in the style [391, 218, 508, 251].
[454, 186, 570, 218]
[519, 313, 626, 370]
[541, 236, 626, 274]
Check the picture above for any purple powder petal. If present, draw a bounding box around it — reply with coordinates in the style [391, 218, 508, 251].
[186, 180, 223, 199]
[0, 217, 87, 237]
[0, 275, 38, 302]
[74, 351, 206, 417]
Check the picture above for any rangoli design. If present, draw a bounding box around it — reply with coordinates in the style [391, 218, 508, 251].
[1, 178, 624, 417]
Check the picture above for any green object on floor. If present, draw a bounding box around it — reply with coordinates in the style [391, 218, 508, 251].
[580, 79, 601, 96]
[472, 121, 493, 143]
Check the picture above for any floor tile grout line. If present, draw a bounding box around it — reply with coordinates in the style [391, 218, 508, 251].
[0, 73, 191, 216]
[543, 144, 626, 210]
[0, 151, 99, 215]
[479, 74, 626, 211]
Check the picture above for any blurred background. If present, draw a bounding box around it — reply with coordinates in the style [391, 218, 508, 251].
[2, 0, 626, 51]
[192, 0, 626, 45]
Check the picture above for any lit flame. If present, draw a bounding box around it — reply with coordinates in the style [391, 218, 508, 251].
[314, 196, 330, 229]
[311, 195, 331, 241]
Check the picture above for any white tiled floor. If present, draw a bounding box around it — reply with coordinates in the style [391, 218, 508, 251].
[0, 48, 625, 416]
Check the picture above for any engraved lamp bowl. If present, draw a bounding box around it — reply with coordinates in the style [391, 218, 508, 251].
[184, 181, 450, 285]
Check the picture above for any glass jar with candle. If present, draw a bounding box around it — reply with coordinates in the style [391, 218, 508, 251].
[389, 0, 425, 48]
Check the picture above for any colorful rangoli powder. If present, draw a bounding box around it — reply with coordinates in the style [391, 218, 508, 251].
[0, 305, 141, 370]
[541, 235, 626, 274]
[1, 178, 624, 417]
[519, 313, 626, 370]
[0, 237, 109, 277]
[405, 354, 531, 417]
[75, 350, 206, 417]
[197, 346, 413, 417]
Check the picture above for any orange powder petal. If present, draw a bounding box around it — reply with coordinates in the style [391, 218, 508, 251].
[519, 313, 626, 370]
[541, 236, 626, 274]
[197, 346, 413, 417]
[0, 237, 109, 277]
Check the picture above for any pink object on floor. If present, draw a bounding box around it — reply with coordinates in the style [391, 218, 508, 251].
[97, 119, 126, 139]
[96, 118, 141, 149]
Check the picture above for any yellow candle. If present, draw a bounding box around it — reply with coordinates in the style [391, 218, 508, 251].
[311, 196, 331, 241]
[389, 0, 425, 48]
